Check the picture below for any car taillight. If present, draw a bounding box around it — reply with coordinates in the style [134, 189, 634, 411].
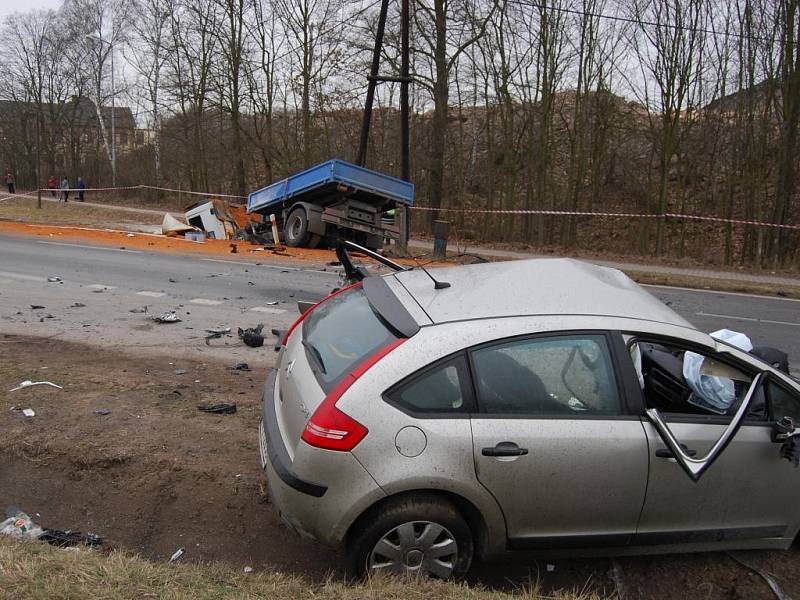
[282, 281, 363, 347]
[301, 338, 406, 451]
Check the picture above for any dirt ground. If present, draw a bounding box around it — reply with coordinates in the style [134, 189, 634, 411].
[1, 334, 800, 599]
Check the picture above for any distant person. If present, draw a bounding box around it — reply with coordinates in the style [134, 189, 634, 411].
[77, 177, 86, 202]
[47, 175, 58, 196]
[60, 177, 70, 202]
[5, 173, 14, 194]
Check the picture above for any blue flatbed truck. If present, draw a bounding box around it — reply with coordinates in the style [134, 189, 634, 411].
[247, 159, 414, 250]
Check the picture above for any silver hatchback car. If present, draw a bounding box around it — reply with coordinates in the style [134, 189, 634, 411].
[259, 255, 800, 579]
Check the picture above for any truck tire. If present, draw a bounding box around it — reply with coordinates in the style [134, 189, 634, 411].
[284, 208, 310, 247]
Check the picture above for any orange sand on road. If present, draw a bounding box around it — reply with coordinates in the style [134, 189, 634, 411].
[0, 220, 337, 265]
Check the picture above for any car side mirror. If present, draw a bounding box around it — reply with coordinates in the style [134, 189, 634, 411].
[773, 416, 800, 467]
[772, 416, 799, 443]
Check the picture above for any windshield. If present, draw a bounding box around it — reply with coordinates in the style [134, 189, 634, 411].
[302, 286, 399, 390]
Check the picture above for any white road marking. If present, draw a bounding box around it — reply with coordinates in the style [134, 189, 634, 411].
[696, 312, 800, 328]
[37, 240, 141, 253]
[644, 284, 800, 303]
[87, 284, 117, 290]
[201, 258, 255, 267]
[136, 291, 166, 298]
[0, 270, 47, 282]
[200, 257, 337, 276]
[190, 298, 224, 306]
[250, 306, 286, 314]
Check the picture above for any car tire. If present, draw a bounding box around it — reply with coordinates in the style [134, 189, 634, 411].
[284, 208, 310, 247]
[346, 495, 473, 580]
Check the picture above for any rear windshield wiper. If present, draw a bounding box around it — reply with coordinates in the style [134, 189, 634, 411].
[302, 340, 327, 375]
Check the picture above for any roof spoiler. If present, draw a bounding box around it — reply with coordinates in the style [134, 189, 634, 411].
[335, 240, 407, 284]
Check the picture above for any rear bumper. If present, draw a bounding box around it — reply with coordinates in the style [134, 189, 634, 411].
[260, 370, 327, 497]
[259, 369, 386, 546]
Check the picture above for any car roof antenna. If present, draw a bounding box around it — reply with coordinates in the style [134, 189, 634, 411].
[414, 260, 450, 290]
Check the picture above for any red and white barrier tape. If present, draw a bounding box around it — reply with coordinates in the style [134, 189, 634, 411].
[4, 184, 797, 230]
[32, 184, 247, 199]
[410, 206, 800, 230]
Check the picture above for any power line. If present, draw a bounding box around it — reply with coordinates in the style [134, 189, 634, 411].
[507, 0, 791, 47]
[273, 0, 383, 64]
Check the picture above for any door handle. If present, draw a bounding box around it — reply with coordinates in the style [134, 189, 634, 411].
[656, 444, 697, 459]
[482, 442, 529, 457]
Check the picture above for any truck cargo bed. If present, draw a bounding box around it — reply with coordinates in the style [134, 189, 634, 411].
[246, 159, 414, 214]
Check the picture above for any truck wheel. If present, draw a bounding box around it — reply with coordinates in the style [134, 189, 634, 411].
[346, 495, 473, 580]
[284, 208, 310, 247]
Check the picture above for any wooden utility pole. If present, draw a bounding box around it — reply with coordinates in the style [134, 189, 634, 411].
[356, 0, 412, 256]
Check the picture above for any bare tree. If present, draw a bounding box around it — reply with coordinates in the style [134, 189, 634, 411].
[129, 0, 173, 191]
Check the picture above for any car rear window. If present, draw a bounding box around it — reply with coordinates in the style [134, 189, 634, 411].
[302, 286, 399, 389]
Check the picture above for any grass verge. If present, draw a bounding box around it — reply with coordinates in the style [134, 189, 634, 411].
[625, 269, 800, 300]
[0, 538, 608, 600]
[0, 197, 162, 229]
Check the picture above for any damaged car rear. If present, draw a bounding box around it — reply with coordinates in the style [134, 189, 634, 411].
[259, 245, 800, 579]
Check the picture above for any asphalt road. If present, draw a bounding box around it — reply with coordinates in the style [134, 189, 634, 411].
[1, 233, 798, 371]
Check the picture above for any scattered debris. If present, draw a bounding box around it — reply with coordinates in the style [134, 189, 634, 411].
[227, 362, 251, 371]
[21, 409, 35, 417]
[168, 278, 177, 283]
[727, 552, 790, 600]
[153, 312, 181, 324]
[266, 301, 279, 306]
[230, 243, 238, 254]
[70, 302, 86, 308]
[129, 306, 148, 314]
[1, 508, 101, 548]
[92, 289, 105, 294]
[30, 305, 45, 310]
[127, 233, 135, 237]
[244, 566, 254, 573]
[204, 327, 232, 345]
[1, 509, 43, 540]
[39, 530, 103, 548]
[197, 403, 237, 414]
[169, 547, 185, 562]
[161, 213, 195, 236]
[94, 409, 111, 416]
[238, 324, 265, 348]
[47, 276, 62, 283]
[609, 558, 626, 600]
[9, 380, 63, 392]
[546, 564, 556, 572]
[174, 369, 188, 375]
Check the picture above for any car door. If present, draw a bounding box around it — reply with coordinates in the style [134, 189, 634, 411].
[470, 331, 650, 549]
[627, 336, 800, 546]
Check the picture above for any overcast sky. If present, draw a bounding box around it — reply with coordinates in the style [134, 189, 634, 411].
[0, 0, 61, 22]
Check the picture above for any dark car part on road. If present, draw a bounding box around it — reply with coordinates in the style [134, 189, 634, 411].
[39, 529, 103, 548]
[197, 403, 237, 414]
[239, 324, 265, 348]
[228, 362, 251, 371]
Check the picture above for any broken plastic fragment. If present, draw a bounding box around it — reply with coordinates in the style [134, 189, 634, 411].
[153, 312, 181, 323]
[9, 380, 63, 392]
[169, 547, 185, 562]
[21, 409, 35, 417]
[47, 276, 62, 283]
